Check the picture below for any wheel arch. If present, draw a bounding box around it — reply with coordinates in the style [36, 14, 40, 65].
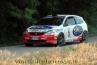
[58, 32, 65, 37]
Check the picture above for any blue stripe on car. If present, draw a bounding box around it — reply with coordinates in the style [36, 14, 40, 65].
[30, 25, 52, 29]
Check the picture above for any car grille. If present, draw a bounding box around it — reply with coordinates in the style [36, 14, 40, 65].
[29, 32, 45, 36]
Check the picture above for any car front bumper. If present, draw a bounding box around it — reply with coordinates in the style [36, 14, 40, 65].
[22, 34, 58, 45]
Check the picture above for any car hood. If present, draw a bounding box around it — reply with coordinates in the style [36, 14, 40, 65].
[28, 25, 59, 32]
[29, 25, 59, 29]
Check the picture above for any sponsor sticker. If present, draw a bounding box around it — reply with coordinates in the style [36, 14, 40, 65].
[73, 26, 83, 36]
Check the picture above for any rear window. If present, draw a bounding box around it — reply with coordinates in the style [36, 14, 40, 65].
[75, 17, 83, 24]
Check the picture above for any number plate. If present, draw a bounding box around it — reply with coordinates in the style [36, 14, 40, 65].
[32, 37, 39, 40]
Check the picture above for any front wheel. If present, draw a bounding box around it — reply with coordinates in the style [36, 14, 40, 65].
[57, 34, 65, 46]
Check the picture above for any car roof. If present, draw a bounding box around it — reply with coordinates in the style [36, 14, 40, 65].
[44, 14, 81, 19]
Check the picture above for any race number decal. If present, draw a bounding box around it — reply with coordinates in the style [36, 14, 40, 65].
[73, 26, 83, 36]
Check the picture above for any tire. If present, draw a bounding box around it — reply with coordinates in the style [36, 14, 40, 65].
[57, 33, 65, 46]
[80, 31, 88, 42]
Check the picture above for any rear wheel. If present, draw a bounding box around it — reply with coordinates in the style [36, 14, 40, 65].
[57, 34, 65, 46]
[80, 31, 88, 42]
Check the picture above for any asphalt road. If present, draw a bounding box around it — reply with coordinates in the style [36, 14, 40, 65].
[0, 36, 97, 57]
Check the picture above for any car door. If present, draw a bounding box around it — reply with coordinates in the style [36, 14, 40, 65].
[63, 16, 76, 42]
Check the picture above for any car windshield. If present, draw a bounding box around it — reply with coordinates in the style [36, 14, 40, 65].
[35, 17, 64, 26]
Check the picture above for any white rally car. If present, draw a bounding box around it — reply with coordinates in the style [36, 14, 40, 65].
[22, 15, 88, 46]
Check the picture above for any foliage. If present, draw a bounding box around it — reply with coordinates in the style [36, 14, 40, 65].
[0, 0, 97, 45]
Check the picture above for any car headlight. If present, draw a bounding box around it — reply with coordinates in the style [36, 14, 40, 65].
[45, 30, 56, 35]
